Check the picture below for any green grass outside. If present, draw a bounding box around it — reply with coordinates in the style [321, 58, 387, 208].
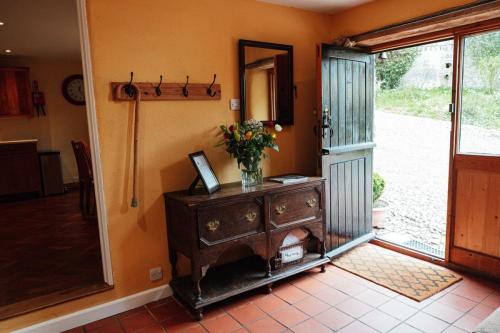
[376, 87, 500, 130]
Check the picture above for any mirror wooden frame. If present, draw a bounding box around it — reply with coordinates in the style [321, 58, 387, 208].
[238, 39, 294, 126]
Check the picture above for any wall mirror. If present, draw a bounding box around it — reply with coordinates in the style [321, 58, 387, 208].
[239, 39, 293, 126]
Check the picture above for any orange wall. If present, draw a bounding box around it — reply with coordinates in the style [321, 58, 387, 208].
[0, 0, 330, 330]
[329, 0, 477, 38]
[1, 0, 481, 331]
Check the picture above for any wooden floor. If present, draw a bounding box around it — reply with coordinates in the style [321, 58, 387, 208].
[0, 191, 104, 309]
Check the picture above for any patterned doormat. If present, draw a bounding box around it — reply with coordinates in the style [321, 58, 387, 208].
[332, 244, 462, 301]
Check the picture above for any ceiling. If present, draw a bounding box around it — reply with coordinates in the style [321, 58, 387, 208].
[0, 0, 81, 59]
[257, 0, 373, 13]
[0, 0, 371, 59]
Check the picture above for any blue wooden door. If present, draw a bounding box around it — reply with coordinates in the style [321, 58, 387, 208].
[319, 45, 376, 257]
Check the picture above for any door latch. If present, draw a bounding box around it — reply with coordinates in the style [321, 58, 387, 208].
[449, 103, 455, 114]
[321, 107, 333, 138]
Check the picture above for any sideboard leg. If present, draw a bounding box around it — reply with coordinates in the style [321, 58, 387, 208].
[194, 279, 202, 302]
[169, 247, 178, 279]
[191, 260, 204, 303]
[266, 283, 273, 294]
[195, 308, 203, 321]
[265, 259, 272, 278]
[320, 264, 326, 273]
[320, 241, 326, 259]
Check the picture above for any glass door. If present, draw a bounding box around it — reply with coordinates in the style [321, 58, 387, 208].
[458, 30, 500, 155]
[448, 28, 500, 277]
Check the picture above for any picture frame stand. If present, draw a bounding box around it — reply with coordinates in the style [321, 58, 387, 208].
[188, 175, 202, 195]
[188, 151, 221, 195]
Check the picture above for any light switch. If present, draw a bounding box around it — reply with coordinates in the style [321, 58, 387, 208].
[230, 98, 240, 111]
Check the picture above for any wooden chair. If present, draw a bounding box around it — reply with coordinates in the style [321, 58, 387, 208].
[71, 140, 94, 216]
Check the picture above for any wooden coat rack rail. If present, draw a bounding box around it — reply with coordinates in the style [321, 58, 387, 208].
[112, 73, 221, 208]
[111, 81, 221, 101]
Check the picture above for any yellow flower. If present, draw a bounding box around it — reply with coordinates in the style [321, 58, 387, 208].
[271, 133, 277, 139]
[245, 131, 253, 140]
[234, 131, 241, 141]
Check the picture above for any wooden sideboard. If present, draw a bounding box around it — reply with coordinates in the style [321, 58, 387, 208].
[163, 177, 328, 320]
[0, 140, 41, 197]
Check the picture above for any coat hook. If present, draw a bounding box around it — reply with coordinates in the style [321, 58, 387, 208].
[124, 71, 135, 97]
[155, 75, 163, 96]
[183, 75, 189, 97]
[207, 74, 217, 97]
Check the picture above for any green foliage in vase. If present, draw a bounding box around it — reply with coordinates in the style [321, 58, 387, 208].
[217, 120, 281, 170]
[373, 172, 385, 203]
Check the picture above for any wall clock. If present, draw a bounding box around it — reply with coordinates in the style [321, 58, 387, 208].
[62, 74, 85, 105]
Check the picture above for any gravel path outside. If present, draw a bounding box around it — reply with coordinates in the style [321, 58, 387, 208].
[373, 111, 500, 254]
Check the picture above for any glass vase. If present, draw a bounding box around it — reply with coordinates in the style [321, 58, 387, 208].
[241, 160, 263, 187]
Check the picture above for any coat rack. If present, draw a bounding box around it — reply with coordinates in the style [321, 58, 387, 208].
[113, 72, 221, 208]
[112, 72, 221, 101]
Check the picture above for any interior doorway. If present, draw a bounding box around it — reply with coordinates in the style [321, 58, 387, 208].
[0, 0, 111, 319]
[373, 40, 454, 258]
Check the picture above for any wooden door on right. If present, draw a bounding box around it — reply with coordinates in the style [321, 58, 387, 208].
[448, 28, 500, 278]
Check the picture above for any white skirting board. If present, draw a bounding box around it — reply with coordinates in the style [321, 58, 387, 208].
[12, 285, 172, 333]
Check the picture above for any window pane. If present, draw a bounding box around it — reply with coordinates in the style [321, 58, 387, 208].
[459, 30, 500, 155]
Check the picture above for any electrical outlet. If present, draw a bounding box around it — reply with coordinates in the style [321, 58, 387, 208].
[230, 98, 240, 111]
[149, 267, 163, 281]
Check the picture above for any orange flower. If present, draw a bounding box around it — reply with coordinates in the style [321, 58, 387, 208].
[271, 133, 277, 139]
[245, 131, 253, 140]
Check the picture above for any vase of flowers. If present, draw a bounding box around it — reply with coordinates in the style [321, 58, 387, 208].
[218, 119, 281, 187]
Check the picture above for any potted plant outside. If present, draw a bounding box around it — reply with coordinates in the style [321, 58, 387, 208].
[372, 172, 388, 228]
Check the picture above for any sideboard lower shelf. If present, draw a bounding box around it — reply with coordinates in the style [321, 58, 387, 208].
[164, 178, 327, 320]
[171, 254, 329, 310]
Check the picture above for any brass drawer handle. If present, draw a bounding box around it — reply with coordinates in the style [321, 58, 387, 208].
[306, 198, 317, 208]
[275, 204, 287, 215]
[246, 211, 257, 222]
[206, 220, 220, 232]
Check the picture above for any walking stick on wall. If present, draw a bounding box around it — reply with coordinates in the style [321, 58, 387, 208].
[129, 83, 141, 208]
[115, 72, 141, 208]
[111, 72, 223, 207]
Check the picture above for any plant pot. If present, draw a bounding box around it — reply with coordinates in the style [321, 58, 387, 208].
[372, 200, 389, 229]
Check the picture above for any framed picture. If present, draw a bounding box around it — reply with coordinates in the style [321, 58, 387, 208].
[188, 151, 221, 194]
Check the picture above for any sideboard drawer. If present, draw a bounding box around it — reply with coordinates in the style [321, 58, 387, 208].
[270, 186, 321, 229]
[197, 198, 264, 247]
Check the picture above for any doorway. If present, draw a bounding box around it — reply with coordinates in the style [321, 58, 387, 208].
[0, 0, 111, 319]
[319, 17, 499, 275]
[373, 40, 454, 258]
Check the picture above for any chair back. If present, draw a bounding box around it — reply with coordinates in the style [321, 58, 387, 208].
[71, 140, 93, 183]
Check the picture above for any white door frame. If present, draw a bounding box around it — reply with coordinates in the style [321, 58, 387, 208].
[76, 0, 113, 285]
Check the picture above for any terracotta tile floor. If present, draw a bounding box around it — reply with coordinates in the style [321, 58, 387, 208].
[66, 260, 499, 333]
